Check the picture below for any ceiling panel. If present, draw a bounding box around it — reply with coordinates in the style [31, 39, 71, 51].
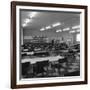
[20, 10, 80, 30]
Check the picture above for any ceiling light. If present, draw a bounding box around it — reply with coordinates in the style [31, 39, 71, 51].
[76, 29, 80, 32]
[63, 27, 70, 31]
[56, 29, 62, 32]
[40, 28, 45, 31]
[52, 22, 61, 27]
[46, 26, 51, 29]
[72, 25, 80, 29]
[24, 18, 30, 24]
[69, 30, 75, 33]
[30, 12, 37, 18]
[22, 23, 27, 27]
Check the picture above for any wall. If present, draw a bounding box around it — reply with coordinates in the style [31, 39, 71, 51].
[0, 0, 89, 90]
[21, 27, 24, 45]
[23, 29, 75, 44]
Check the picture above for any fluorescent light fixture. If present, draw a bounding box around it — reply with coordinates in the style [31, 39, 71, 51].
[56, 29, 62, 32]
[69, 30, 75, 33]
[30, 12, 37, 18]
[52, 22, 61, 27]
[46, 26, 51, 29]
[72, 25, 80, 29]
[24, 18, 30, 24]
[76, 29, 80, 32]
[63, 27, 70, 31]
[40, 28, 45, 31]
[22, 23, 27, 27]
[22, 18, 31, 27]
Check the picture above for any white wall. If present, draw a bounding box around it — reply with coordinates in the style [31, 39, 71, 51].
[0, 0, 89, 90]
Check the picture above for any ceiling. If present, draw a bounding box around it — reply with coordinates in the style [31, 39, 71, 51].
[20, 10, 80, 30]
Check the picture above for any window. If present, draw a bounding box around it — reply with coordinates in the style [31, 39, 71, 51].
[76, 33, 80, 41]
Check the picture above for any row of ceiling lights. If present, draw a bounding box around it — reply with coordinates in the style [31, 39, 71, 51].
[22, 12, 37, 27]
[40, 22, 61, 31]
[40, 24, 80, 33]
